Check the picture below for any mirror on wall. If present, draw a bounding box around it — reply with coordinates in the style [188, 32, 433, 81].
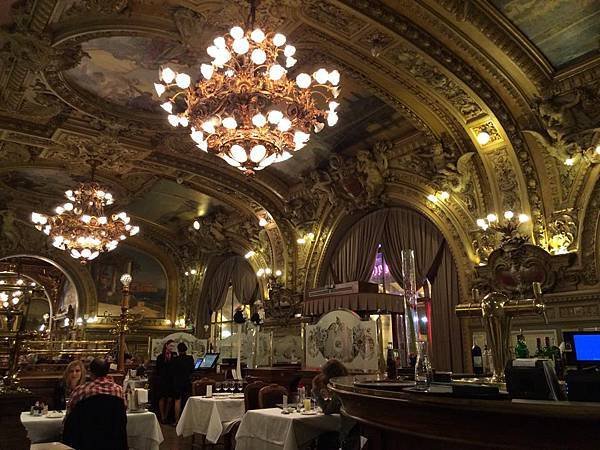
[0, 256, 79, 333]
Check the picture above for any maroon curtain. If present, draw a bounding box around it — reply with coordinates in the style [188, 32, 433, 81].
[327, 209, 389, 284]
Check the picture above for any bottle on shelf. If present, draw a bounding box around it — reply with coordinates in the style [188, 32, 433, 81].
[543, 336, 551, 358]
[534, 337, 543, 357]
[482, 344, 493, 376]
[386, 342, 397, 380]
[414, 341, 433, 390]
[472, 339, 483, 376]
[549, 337, 563, 377]
[514, 333, 530, 358]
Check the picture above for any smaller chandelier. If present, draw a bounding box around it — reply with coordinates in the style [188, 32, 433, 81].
[31, 182, 139, 263]
[155, 25, 341, 174]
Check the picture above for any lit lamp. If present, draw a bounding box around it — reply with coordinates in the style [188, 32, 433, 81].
[117, 273, 132, 372]
[475, 211, 530, 257]
[154, 1, 341, 174]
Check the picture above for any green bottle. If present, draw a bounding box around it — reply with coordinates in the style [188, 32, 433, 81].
[514, 333, 529, 358]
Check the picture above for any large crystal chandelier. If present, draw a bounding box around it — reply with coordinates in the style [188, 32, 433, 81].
[31, 182, 139, 263]
[154, 6, 341, 174]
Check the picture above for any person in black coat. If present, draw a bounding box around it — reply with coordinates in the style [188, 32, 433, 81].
[172, 342, 195, 423]
[156, 339, 176, 423]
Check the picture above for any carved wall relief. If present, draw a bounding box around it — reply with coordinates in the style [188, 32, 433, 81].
[489, 147, 520, 212]
[386, 45, 484, 121]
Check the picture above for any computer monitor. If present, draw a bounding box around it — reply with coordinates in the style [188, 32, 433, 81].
[563, 331, 600, 365]
[199, 352, 219, 369]
[573, 333, 600, 363]
[194, 357, 204, 370]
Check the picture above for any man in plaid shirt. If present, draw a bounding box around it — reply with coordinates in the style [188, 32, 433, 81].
[67, 358, 126, 413]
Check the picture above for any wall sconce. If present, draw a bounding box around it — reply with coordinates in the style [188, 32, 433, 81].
[297, 232, 315, 245]
[473, 211, 530, 263]
[244, 250, 256, 259]
[257, 267, 282, 279]
[426, 191, 450, 203]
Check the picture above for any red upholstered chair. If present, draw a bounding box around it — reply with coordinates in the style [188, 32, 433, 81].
[192, 377, 216, 396]
[258, 384, 289, 409]
[244, 381, 267, 411]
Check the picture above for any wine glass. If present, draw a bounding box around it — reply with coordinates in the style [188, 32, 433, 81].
[236, 380, 243, 394]
[215, 382, 222, 394]
[228, 380, 235, 393]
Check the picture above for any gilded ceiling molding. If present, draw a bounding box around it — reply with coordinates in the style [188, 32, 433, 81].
[331, 0, 545, 242]
[433, 0, 553, 88]
[0, 0, 63, 109]
[551, 58, 600, 95]
[398, 0, 544, 117]
[304, 0, 543, 243]
[302, 25, 466, 143]
[575, 176, 600, 286]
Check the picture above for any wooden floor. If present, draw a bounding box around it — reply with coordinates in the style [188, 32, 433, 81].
[159, 424, 192, 450]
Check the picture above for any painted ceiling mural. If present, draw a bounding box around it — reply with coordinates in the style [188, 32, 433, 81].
[490, 0, 600, 67]
[126, 179, 231, 230]
[66, 36, 197, 112]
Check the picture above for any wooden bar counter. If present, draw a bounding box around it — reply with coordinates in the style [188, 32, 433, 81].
[330, 375, 600, 450]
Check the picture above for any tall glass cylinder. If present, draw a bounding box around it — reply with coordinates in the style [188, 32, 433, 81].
[401, 249, 419, 366]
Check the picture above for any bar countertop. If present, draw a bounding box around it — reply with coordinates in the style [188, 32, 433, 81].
[329, 375, 600, 450]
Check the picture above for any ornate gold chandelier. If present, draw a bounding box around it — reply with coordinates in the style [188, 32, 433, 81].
[31, 182, 139, 263]
[154, 15, 341, 174]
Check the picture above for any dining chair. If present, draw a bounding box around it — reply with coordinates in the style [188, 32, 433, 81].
[192, 377, 216, 396]
[63, 394, 128, 450]
[244, 380, 267, 411]
[258, 384, 289, 409]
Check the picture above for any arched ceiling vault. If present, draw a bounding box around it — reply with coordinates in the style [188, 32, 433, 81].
[1, 0, 598, 289]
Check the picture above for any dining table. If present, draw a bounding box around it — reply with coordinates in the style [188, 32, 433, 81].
[176, 393, 246, 443]
[20, 409, 164, 450]
[235, 407, 342, 450]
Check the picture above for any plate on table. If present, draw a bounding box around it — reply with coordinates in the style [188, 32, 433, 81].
[46, 412, 64, 419]
[128, 408, 148, 414]
[300, 410, 318, 415]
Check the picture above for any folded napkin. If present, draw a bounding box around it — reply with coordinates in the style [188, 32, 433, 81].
[136, 388, 148, 403]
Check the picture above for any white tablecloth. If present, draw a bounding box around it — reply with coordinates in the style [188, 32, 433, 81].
[235, 408, 341, 450]
[176, 395, 245, 443]
[20, 410, 164, 450]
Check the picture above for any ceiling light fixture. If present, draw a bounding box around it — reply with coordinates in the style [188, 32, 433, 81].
[154, 1, 341, 174]
[31, 179, 139, 263]
[476, 131, 491, 146]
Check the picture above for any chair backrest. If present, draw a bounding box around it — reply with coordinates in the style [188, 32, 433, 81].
[258, 384, 289, 409]
[244, 380, 267, 411]
[63, 394, 127, 450]
[192, 377, 216, 396]
[244, 376, 264, 384]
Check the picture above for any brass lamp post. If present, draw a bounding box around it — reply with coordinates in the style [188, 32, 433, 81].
[117, 273, 132, 372]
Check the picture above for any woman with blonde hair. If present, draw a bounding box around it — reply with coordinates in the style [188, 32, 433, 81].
[54, 360, 87, 410]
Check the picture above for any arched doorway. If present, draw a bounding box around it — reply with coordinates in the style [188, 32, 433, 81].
[320, 207, 464, 372]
